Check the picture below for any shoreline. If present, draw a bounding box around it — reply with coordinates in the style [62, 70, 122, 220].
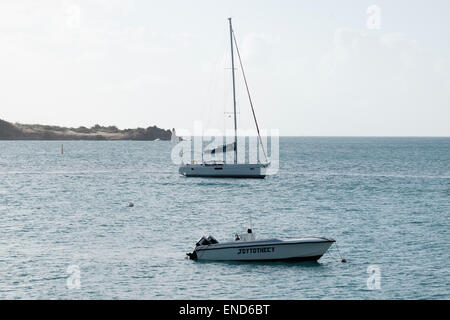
[0, 119, 173, 141]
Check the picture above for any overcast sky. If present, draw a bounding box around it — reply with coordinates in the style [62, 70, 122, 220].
[0, 0, 449, 136]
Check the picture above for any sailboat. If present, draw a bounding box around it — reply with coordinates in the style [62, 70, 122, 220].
[179, 18, 270, 179]
[171, 128, 180, 142]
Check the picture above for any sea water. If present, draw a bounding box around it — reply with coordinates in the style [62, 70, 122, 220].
[0, 137, 449, 299]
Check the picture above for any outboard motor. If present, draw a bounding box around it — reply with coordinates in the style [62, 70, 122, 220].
[195, 235, 219, 246]
[207, 235, 219, 244]
[187, 235, 219, 260]
[195, 236, 210, 247]
[186, 251, 197, 260]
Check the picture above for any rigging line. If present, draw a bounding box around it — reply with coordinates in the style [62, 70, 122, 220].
[232, 30, 268, 163]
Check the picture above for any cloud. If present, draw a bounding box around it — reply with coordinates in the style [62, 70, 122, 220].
[240, 33, 279, 64]
[0, 2, 448, 136]
[310, 28, 450, 135]
[0, 1, 192, 128]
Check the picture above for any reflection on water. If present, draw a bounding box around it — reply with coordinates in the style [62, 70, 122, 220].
[0, 138, 449, 299]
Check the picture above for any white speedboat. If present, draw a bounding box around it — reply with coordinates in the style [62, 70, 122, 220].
[187, 229, 335, 262]
[179, 18, 270, 179]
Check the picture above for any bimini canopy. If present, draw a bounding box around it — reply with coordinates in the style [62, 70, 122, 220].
[204, 142, 236, 155]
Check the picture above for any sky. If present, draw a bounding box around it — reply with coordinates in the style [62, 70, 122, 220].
[0, 0, 449, 136]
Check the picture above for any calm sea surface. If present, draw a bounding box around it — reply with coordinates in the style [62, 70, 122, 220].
[0, 137, 449, 299]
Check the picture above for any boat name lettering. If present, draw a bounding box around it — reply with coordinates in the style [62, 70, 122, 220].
[237, 247, 275, 254]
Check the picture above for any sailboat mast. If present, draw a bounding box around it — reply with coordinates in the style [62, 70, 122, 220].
[228, 17, 238, 164]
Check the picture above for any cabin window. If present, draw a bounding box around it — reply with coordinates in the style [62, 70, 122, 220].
[214, 167, 223, 170]
[250, 168, 255, 170]
[191, 168, 194, 170]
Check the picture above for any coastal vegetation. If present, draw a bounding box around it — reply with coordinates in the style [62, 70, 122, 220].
[0, 119, 172, 140]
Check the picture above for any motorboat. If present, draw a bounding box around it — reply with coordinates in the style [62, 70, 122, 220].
[187, 229, 335, 262]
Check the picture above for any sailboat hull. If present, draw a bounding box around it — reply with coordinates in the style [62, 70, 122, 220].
[179, 163, 267, 178]
[190, 238, 335, 262]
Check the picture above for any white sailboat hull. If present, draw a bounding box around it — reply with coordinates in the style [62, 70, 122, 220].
[190, 238, 335, 262]
[179, 163, 268, 178]
[179, 163, 267, 179]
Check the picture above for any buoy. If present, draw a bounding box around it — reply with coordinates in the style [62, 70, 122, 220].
[127, 202, 134, 207]
[335, 243, 347, 263]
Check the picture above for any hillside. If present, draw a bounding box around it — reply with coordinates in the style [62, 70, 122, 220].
[0, 119, 172, 141]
